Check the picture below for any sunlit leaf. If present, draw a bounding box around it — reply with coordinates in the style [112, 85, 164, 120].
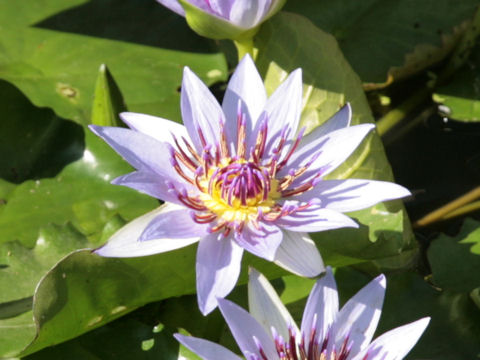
[433, 43, 480, 122]
[0, 0, 227, 125]
[255, 12, 415, 267]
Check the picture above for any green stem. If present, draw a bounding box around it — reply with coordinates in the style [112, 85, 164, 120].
[441, 200, 480, 220]
[234, 38, 255, 62]
[376, 87, 430, 136]
[414, 186, 480, 228]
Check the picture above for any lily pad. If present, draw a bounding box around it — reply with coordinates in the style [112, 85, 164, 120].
[0, 80, 84, 184]
[0, 223, 91, 358]
[17, 233, 288, 357]
[24, 315, 196, 360]
[433, 43, 480, 122]
[0, 0, 227, 125]
[0, 128, 158, 247]
[428, 218, 480, 293]
[255, 12, 415, 267]
[284, 0, 478, 87]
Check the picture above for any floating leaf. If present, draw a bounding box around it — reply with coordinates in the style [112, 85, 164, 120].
[433, 42, 480, 122]
[0, 223, 91, 358]
[428, 218, 480, 292]
[17, 236, 287, 356]
[255, 12, 415, 267]
[284, 0, 478, 87]
[0, 128, 158, 247]
[0, 0, 227, 125]
[24, 316, 193, 360]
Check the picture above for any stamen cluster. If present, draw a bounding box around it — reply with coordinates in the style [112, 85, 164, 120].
[167, 108, 322, 236]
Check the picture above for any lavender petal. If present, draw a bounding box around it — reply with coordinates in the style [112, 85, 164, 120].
[95, 203, 200, 257]
[273, 230, 324, 277]
[196, 234, 244, 315]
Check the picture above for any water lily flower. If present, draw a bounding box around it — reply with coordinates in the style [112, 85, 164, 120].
[157, 0, 286, 40]
[89, 55, 410, 315]
[175, 268, 430, 360]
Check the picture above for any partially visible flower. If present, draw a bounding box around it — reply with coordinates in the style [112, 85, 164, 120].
[90, 55, 410, 315]
[176, 268, 430, 360]
[157, 0, 285, 40]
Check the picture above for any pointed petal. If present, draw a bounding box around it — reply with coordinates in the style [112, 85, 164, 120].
[234, 222, 282, 261]
[94, 203, 200, 257]
[331, 274, 386, 356]
[120, 112, 189, 147]
[89, 125, 191, 190]
[222, 54, 267, 149]
[275, 206, 358, 233]
[301, 267, 338, 347]
[279, 124, 375, 181]
[229, 0, 271, 28]
[263, 69, 303, 157]
[293, 179, 411, 213]
[139, 206, 208, 242]
[174, 334, 242, 360]
[351, 317, 430, 360]
[218, 298, 279, 360]
[301, 104, 351, 145]
[196, 234, 244, 315]
[112, 170, 186, 205]
[181, 67, 224, 152]
[156, 0, 185, 16]
[248, 268, 299, 341]
[273, 231, 324, 277]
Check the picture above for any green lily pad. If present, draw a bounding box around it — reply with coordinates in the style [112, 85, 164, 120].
[376, 272, 480, 360]
[16, 232, 288, 357]
[0, 223, 90, 304]
[0, 128, 158, 247]
[0, 0, 227, 125]
[255, 12, 415, 267]
[0, 80, 84, 184]
[284, 0, 478, 87]
[433, 43, 480, 122]
[428, 218, 480, 292]
[0, 223, 92, 357]
[24, 315, 195, 360]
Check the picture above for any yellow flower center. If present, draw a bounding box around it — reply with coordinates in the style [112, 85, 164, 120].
[198, 159, 279, 225]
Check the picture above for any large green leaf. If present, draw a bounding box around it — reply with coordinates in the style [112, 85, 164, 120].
[25, 316, 193, 360]
[433, 43, 480, 122]
[284, 0, 478, 87]
[255, 12, 415, 267]
[0, 128, 158, 247]
[16, 235, 288, 356]
[428, 218, 480, 293]
[0, 0, 227, 125]
[0, 223, 92, 358]
[0, 80, 83, 184]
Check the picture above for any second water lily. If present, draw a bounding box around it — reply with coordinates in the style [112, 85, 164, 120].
[176, 268, 430, 360]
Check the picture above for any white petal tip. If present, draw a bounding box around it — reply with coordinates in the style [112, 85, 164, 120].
[88, 124, 101, 134]
[376, 274, 387, 288]
[198, 298, 218, 316]
[239, 53, 254, 64]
